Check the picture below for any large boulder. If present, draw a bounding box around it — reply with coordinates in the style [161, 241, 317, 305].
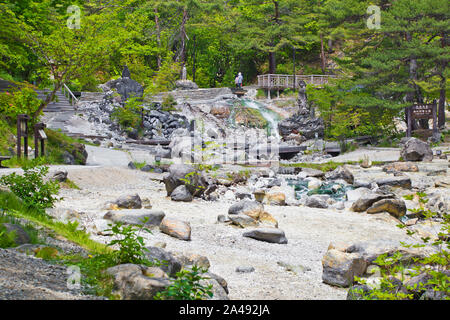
[144, 247, 182, 277]
[159, 217, 191, 241]
[325, 166, 354, 184]
[111, 194, 142, 209]
[103, 210, 165, 226]
[163, 164, 206, 197]
[106, 264, 169, 299]
[175, 80, 199, 90]
[375, 176, 412, 189]
[228, 200, 264, 218]
[366, 198, 407, 219]
[305, 195, 329, 209]
[400, 137, 433, 162]
[321, 249, 367, 287]
[170, 185, 193, 202]
[107, 78, 144, 101]
[351, 192, 395, 212]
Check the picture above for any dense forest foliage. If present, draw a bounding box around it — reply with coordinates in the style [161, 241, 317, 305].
[0, 0, 448, 138]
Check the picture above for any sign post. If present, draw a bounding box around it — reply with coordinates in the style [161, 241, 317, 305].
[407, 101, 439, 139]
[17, 114, 30, 159]
[33, 123, 47, 158]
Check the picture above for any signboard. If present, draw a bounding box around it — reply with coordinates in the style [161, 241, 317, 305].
[411, 104, 433, 119]
[406, 101, 438, 138]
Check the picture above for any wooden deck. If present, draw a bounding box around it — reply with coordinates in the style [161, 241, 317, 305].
[257, 74, 337, 89]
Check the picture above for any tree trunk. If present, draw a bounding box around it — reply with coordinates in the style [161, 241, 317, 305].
[320, 33, 326, 73]
[269, 51, 276, 74]
[154, 7, 161, 70]
[438, 84, 446, 129]
[405, 32, 423, 130]
[438, 33, 447, 128]
[176, 7, 188, 65]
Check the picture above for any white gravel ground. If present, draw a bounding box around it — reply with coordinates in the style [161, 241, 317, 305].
[53, 166, 415, 300]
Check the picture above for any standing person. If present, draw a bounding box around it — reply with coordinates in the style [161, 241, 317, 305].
[235, 74, 240, 88]
[237, 72, 243, 88]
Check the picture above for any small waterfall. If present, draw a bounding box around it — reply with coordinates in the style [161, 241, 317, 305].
[228, 99, 282, 140]
[242, 99, 281, 139]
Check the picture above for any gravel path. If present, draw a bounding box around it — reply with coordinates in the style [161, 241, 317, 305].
[53, 166, 415, 300]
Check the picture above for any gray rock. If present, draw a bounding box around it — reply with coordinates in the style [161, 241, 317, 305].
[113, 194, 142, 209]
[228, 214, 259, 228]
[170, 185, 193, 202]
[301, 167, 325, 178]
[375, 176, 412, 189]
[305, 195, 328, 209]
[206, 272, 229, 294]
[325, 166, 354, 184]
[159, 217, 191, 241]
[366, 198, 407, 218]
[172, 252, 210, 270]
[353, 179, 372, 189]
[163, 164, 206, 197]
[228, 200, 264, 217]
[400, 137, 433, 161]
[175, 80, 199, 90]
[345, 240, 433, 265]
[144, 246, 182, 277]
[243, 228, 288, 244]
[235, 266, 255, 273]
[51, 171, 68, 182]
[103, 210, 165, 226]
[106, 263, 169, 299]
[127, 162, 137, 170]
[351, 192, 395, 212]
[321, 249, 367, 287]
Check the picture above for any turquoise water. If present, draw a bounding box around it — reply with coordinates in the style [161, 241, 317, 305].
[287, 178, 354, 201]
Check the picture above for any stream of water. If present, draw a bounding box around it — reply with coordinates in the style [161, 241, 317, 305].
[228, 99, 282, 140]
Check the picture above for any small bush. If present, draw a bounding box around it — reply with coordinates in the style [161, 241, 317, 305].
[0, 161, 61, 211]
[105, 218, 153, 265]
[154, 265, 213, 300]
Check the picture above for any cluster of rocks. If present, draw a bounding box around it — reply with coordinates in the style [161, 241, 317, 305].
[321, 240, 448, 300]
[278, 81, 325, 142]
[78, 95, 189, 142]
[105, 249, 229, 300]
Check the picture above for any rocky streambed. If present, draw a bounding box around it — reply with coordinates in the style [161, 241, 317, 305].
[30, 152, 449, 300]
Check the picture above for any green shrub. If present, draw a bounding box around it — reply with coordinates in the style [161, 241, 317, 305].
[111, 97, 143, 131]
[161, 94, 176, 111]
[154, 265, 213, 300]
[0, 161, 61, 211]
[0, 81, 41, 124]
[105, 218, 153, 265]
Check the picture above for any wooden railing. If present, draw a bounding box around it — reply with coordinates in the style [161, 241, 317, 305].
[257, 74, 337, 89]
[62, 83, 79, 105]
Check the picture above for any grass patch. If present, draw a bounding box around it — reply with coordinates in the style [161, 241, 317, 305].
[281, 160, 385, 172]
[133, 161, 147, 170]
[60, 179, 81, 190]
[0, 191, 109, 254]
